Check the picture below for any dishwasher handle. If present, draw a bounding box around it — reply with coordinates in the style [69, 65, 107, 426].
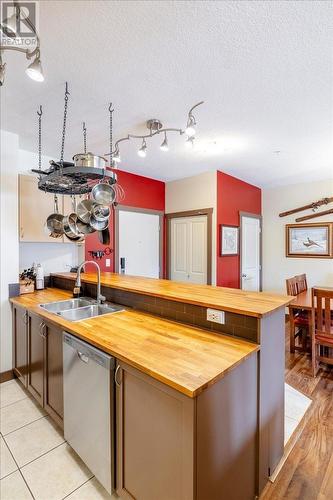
[77, 351, 89, 363]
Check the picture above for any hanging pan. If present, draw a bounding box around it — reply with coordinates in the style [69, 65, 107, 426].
[91, 182, 116, 205]
[46, 195, 64, 238]
[63, 197, 84, 240]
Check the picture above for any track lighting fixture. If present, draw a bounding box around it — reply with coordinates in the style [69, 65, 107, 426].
[0, 3, 44, 85]
[25, 52, 44, 82]
[138, 138, 147, 158]
[160, 132, 169, 152]
[113, 147, 121, 163]
[185, 136, 195, 148]
[1, 9, 18, 38]
[106, 101, 204, 162]
[0, 54, 6, 86]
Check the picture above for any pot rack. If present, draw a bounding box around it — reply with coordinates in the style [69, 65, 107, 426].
[32, 82, 116, 196]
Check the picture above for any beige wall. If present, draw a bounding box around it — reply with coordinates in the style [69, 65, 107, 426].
[262, 178, 333, 293]
[165, 171, 217, 285]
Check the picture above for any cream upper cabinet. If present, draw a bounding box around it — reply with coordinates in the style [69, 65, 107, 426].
[19, 175, 64, 243]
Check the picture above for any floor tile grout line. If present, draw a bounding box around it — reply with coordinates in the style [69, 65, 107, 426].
[2, 414, 48, 437]
[1, 434, 36, 500]
[61, 475, 95, 500]
[0, 395, 31, 410]
[19, 439, 66, 470]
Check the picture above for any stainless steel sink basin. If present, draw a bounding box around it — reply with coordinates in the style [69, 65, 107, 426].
[57, 304, 124, 321]
[40, 298, 94, 313]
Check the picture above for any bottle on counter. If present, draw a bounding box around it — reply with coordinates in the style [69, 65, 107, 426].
[35, 263, 44, 290]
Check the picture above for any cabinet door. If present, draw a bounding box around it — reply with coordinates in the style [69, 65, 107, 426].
[12, 306, 28, 387]
[27, 313, 45, 405]
[19, 175, 63, 243]
[43, 321, 64, 428]
[116, 361, 195, 500]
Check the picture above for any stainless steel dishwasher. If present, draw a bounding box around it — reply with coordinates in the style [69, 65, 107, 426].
[63, 333, 115, 494]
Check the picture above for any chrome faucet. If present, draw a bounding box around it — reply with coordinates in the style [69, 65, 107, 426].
[74, 261, 106, 305]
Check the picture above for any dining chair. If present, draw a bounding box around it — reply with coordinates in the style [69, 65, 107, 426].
[311, 287, 333, 376]
[295, 273, 307, 294]
[286, 276, 310, 353]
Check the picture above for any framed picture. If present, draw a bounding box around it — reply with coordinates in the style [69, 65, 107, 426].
[286, 223, 333, 258]
[220, 225, 239, 256]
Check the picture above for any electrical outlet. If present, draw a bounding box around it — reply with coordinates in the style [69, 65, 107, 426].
[206, 308, 225, 324]
[106, 258, 111, 267]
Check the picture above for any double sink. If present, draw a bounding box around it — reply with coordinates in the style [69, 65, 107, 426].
[40, 297, 124, 322]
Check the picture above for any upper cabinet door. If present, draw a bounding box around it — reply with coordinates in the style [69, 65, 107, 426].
[19, 175, 63, 243]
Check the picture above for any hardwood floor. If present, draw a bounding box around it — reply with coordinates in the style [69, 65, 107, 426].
[261, 324, 333, 500]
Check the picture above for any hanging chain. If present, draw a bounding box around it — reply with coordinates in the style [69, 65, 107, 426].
[60, 82, 70, 167]
[83, 122, 87, 154]
[37, 105, 42, 171]
[109, 103, 114, 168]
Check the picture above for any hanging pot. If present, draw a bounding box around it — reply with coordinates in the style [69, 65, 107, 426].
[73, 152, 107, 169]
[76, 199, 95, 224]
[63, 197, 83, 240]
[91, 182, 116, 205]
[98, 227, 111, 245]
[46, 195, 64, 238]
[91, 203, 110, 221]
[89, 215, 109, 231]
[76, 219, 96, 235]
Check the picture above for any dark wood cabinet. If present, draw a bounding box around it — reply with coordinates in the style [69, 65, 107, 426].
[43, 320, 64, 428]
[27, 312, 45, 405]
[116, 355, 258, 500]
[13, 309, 64, 429]
[116, 361, 195, 500]
[12, 305, 28, 387]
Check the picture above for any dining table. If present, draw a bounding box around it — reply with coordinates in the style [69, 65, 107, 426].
[290, 287, 333, 313]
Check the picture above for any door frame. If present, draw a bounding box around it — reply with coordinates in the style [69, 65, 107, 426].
[114, 205, 164, 278]
[166, 208, 213, 285]
[239, 211, 263, 291]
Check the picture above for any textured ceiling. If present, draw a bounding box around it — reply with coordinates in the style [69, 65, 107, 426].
[1, 0, 332, 187]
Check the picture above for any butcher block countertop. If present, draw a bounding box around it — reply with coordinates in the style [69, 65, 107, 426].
[10, 288, 259, 398]
[52, 272, 293, 318]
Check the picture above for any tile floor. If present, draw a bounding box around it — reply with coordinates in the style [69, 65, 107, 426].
[284, 382, 312, 445]
[0, 379, 117, 500]
[1, 379, 311, 499]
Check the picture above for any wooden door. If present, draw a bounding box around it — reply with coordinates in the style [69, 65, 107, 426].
[27, 313, 45, 405]
[170, 216, 207, 284]
[19, 175, 63, 243]
[43, 321, 64, 428]
[12, 306, 28, 387]
[116, 361, 195, 500]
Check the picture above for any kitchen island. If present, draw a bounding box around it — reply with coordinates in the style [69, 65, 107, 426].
[10, 275, 292, 500]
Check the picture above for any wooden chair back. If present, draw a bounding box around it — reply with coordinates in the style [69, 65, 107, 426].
[312, 287, 333, 336]
[286, 277, 298, 296]
[295, 274, 307, 294]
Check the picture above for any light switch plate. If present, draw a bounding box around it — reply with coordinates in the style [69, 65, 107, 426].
[207, 308, 225, 324]
[106, 258, 111, 267]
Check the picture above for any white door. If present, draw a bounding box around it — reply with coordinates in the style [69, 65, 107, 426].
[170, 216, 207, 284]
[118, 210, 160, 278]
[241, 215, 261, 291]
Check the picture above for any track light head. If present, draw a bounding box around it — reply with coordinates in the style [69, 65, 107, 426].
[1, 10, 18, 38]
[113, 148, 121, 163]
[160, 132, 169, 152]
[185, 115, 196, 137]
[185, 136, 195, 149]
[138, 138, 147, 158]
[25, 55, 44, 82]
[0, 60, 6, 86]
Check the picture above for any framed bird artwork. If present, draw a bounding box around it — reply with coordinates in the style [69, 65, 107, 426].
[286, 222, 333, 258]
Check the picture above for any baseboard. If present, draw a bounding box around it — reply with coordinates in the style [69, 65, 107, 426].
[0, 369, 15, 383]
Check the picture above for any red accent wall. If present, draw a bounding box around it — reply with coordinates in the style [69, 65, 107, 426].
[85, 169, 165, 273]
[216, 171, 261, 289]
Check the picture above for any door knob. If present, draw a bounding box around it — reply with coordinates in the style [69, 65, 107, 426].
[242, 273, 247, 278]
